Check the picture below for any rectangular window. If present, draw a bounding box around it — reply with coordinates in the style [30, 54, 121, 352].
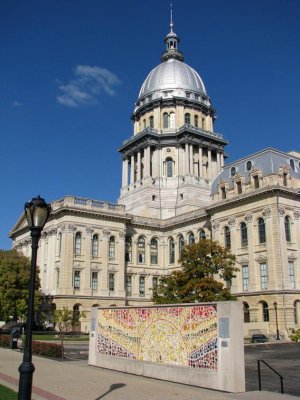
[289, 262, 295, 289]
[152, 276, 158, 290]
[139, 276, 145, 297]
[74, 270, 80, 290]
[91, 272, 98, 291]
[237, 181, 242, 194]
[260, 263, 268, 290]
[126, 275, 132, 296]
[109, 273, 115, 292]
[221, 187, 226, 199]
[56, 269, 60, 289]
[242, 265, 249, 291]
[254, 175, 259, 189]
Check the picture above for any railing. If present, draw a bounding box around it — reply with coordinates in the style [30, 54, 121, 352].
[257, 359, 284, 394]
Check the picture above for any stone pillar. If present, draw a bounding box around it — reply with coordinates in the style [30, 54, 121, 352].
[185, 143, 189, 174]
[189, 144, 193, 175]
[146, 146, 151, 177]
[60, 225, 76, 294]
[137, 151, 141, 182]
[221, 153, 224, 169]
[217, 152, 220, 173]
[176, 147, 179, 176]
[117, 231, 126, 297]
[199, 146, 203, 178]
[207, 149, 212, 179]
[159, 147, 163, 178]
[130, 154, 134, 185]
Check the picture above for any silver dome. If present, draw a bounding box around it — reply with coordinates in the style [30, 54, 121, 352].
[138, 58, 207, 100]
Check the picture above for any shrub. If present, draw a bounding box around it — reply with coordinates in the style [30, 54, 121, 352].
[0, 335, 10, 348]
[289, 328, 300, 342]
[32, 341, 62, 358]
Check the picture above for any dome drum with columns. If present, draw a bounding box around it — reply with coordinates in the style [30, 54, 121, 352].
[119, 21, 227, 219]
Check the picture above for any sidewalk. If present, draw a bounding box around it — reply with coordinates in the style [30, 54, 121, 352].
[0, 348, 297, 400]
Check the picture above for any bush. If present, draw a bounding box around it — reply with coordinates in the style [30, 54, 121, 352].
[289, 328, 300, 342]
[0, 335, 10, 348]
[31, 341, 62, 358]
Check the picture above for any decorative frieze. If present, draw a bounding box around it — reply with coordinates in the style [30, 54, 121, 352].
[262, 207, 271, 217]
[255, 254, 268, 263]
[86, 226, 94, 235]
[212, 220, 220, 231]
[293, 210, 300, 220]
[244, 213, 253, 223]
[278, 208, 285, 217]
[228, 217, 236, 227]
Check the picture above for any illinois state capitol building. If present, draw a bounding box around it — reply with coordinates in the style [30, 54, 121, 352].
[10, 21, 300, 338]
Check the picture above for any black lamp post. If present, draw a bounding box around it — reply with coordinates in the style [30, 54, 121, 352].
[18, 196, 51, 400]
[274, 301, 280, 341]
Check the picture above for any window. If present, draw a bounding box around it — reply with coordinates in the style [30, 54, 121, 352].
[149, 115, 154, 128]
[290, 159, 295, 171]
[92, 234, 99, 257]
[91, 272, 98, 290]
[139, 276, 145, 296]
[188, 232, 195, 245]
[289, 262, 295, 289]
[294, 301, 300, 324]
[185, 113, 191, 124]
[109, 273, 115, 292]
[202, 117, 206, 129]
[178, 235, 184, 257]
[199, 229, 206, 241]
[170, 112, 175, 128]
[126, 275, 132, 296]
[224, 226, 231, 249]
[185, 92, 191, 98]
[243, 302, 250, 323]
[231, 167, 236, 177]
[260, 263, 268, 290]
[246, 160, 252, 171]
[258, 218, 266, 244]
[169, 238, 175, 264]
[236, 181, 242, 194]
[152, 276, 158, 290]
[56, 269, 60, 288]
[221, 187, 226, 199]
[242, 265, 249, 291]
[74, 271, 80, 290]
[285, 216, 291, 242]
[75, 232, 81, 255]
[143, 119, 146, 129]
[261, 301, 269, 322]
[125, 236, 132, 262]
[150, 238, 158, 264]
[194, 115, 199, 128]
[58, 232, 62, 256]
[240, 222, 248, 247]
[253, 175, 259, 189]
[166, 158, 173, 177]
[163, 112, 169, 128]
[283, 173, 288, 186]
[137, 236, 146, 263]
[109, 236, 115, 259]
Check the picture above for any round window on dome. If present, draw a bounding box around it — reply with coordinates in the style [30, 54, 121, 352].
[246, 160, 252, 171]
[231, 167, 236, 177]
[290, 159, 295, 171]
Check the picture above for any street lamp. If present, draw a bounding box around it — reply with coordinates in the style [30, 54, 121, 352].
[18, 196, 51, 400]
[273, 301, 280, 341]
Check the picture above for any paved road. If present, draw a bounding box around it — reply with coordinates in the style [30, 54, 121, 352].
[245, 342, 300, 396]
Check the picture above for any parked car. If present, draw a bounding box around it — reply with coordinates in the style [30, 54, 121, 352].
[251, 334, 268, 343]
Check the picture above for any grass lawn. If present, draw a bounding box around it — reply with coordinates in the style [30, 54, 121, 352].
[32, 334, 89, 341]
[0, 384, 18, 400]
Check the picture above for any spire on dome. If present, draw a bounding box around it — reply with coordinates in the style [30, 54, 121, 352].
[161, 4, 184, 62]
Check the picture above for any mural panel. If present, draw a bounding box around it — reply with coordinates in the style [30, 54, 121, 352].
[97, 305, 218, 370]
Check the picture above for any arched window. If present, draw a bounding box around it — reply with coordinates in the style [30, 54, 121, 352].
[73, 304, 81, 330]
[170, 112, 175, 128]
[149, 115, 154, 128]
[199, 229, 206, 241]
[178, 235, 184, 257]
[185, 113, 191, 124]
[109, 236, 115, 259]
[169, 238, 175, 264]
[290, 159, 295, 171]
[166, 157, 173, 177]
[92, 234, 99, 257]
[294, 300, 300, 325]
[224, 226, 231, 249]
[194, 115, 199, 128]
[137, 236, 146, 263]
[75, 232, 81, 255]
[125, 236, 132, 262]
[188, 232, 195, 245]
[285, 216, 291, 242]
[261, 301, 269, 322]
[243, 302, 250, 323]
[258, 218, 266, 244]
[58, 232, 62, 256]
[150, 238, 158, 264]
[163, 112, 169, 128]
[143, 119, 146, 129]
[240, 222, 248, 247]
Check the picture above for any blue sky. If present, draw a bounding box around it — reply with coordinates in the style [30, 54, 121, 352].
[1, 0, 299, 249]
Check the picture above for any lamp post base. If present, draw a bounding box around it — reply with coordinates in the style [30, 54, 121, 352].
[18, 361, 35, 399]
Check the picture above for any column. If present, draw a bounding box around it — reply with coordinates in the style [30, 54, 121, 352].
[199, 146, 203, 177]
[159, 147, 163, 178]
[146, 146, 151, 177]
[122, 158, 128, 187]
[207, 149, 212, 179]
[130, 154, 134, 185]
[137, 151, 141, 181]
[217, 152, 220, 173]
[176, 147, 179, 176]
[185, 143, 189, 174]
[189, 144, 193, 175]
[221, 153, 224, 169]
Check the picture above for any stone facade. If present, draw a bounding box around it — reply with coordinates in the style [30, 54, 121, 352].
[9, 23, 300, 337]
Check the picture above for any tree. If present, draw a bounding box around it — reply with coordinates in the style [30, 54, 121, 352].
[152, 239, 238, 304]
[53, 306, 86, 359]
[0, 249, 40, 322]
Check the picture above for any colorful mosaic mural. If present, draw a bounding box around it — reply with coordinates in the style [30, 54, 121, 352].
[97, 305, 218, 370]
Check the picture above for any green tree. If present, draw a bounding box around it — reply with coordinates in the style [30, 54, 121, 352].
[153, 239, 238, 304]
[0, 249, 40, 322]
[53, 306, 86, 359]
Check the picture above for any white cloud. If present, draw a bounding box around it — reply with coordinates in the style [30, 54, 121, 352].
[57, 65, 121, 107]
[12, 101, 23, 106]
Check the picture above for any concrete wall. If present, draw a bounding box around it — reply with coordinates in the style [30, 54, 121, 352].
[89, 302, 245, 393]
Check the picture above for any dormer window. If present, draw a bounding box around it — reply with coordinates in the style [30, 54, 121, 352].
[283, 172, 288, 186]
[290, 159, 295, 171]
[236, 181, 242, 194]
[231, 167, 236, 177]
[253, 175, 259, 189]
[221, 187, 226, 199]
[185, 92, 191, 98]
[246, 160, 252, 171]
